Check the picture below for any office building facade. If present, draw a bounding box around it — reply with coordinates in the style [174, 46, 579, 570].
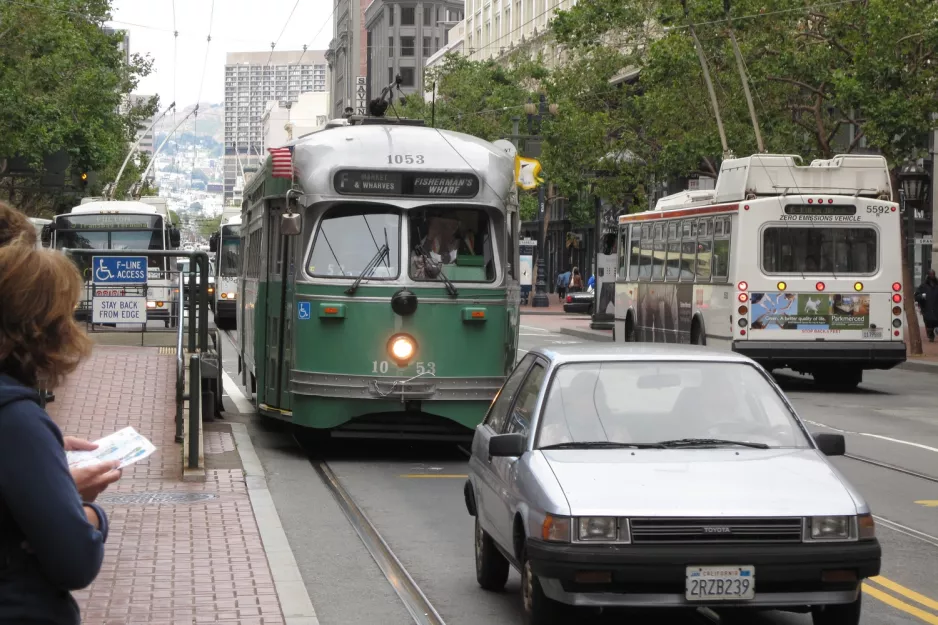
[327, 0, 373, 118]
[365, 0, 464, 103]
[223, 50, 329, 201]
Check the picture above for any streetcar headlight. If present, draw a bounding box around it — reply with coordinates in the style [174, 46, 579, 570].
[806, 516, 853, 541]
[227, 292, 236, 299]
[146, 301, 156, 309]
[387, 334, 417, 364]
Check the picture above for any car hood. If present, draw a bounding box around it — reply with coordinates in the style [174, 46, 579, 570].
[541, 448, 858, 517]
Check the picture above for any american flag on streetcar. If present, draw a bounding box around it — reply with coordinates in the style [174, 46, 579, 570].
[268, 146, 294, 179]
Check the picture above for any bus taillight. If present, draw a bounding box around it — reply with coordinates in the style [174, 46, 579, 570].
[738, 305, 748, 315]
[738, 293, 749, 303]
[892, 293, 902, 303]
[816, 282, 826, 291]
[854, 282, 863, 292]
[777, 281, 787, 291]
[737, 281, 748, 291]
[892, 282, 901, 292]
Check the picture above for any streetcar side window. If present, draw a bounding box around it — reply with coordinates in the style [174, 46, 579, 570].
[409, 207, 496, 283]
[308, 206, 401, 279]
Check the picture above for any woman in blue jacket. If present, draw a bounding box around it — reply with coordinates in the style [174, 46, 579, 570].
[0, 236, 117, 624]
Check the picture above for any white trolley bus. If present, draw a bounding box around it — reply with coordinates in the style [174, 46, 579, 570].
[50, 200, 181, 326]
[615, 153, 905, 389]
[211, 214, 242, 329]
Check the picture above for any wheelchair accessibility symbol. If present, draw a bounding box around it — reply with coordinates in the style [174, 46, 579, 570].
[95, 259, 115, 282]
[297, 301, 311, 320]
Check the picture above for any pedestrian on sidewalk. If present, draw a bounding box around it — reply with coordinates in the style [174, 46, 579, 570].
[915, 269, 938, 342]
[570, 267, 583, 292]
[0, 240, 119, 624]
[0, 202, 118, 498]
[556, 268, 570, 301]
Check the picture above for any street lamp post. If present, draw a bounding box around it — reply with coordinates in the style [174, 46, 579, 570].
[899, 162, 930, 284]
[524, 94, 558, 308]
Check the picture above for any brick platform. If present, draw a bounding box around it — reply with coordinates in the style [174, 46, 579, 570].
[47, 346, 285, 625]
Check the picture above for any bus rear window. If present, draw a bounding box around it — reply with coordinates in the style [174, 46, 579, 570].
[762, 227, 877, 274]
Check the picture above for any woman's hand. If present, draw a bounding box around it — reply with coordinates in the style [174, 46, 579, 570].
[71, 461, 122, 502]
[63, 436, 97, 452]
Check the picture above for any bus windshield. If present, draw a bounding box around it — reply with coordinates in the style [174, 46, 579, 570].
[220, 225, 241, 276]
[54, 214, 166, 273]
[762, 226, 877, 274]
[307, 206, 401, 279]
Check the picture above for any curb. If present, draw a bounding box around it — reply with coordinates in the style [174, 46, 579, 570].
[231, 422, 321, 625]
[896, 360, 938, 376]
[559, 327, 613, 343]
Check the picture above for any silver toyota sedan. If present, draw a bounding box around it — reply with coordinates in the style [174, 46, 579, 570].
[464, 344, 881, 625]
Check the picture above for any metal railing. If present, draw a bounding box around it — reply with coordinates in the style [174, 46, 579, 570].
[175, 270, 186, 442]
[188, 353, 201, 469]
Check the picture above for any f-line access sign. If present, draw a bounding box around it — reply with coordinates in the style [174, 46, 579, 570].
[92, 256, 148, 285]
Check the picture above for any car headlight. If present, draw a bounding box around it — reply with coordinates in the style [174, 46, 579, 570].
[806, 516, 854, 541]
[387, 333, 417, 365]
[576, 517, 630, 543]
[542, 514, 571, 542]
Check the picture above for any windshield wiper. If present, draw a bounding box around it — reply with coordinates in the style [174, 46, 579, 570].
[653, 438, 770, 449]
[539, 441, 666, 450]
[346, 243, 389, 295]
[413, 244, 458, 297]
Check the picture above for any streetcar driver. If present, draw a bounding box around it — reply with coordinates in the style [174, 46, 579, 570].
[412, 215, 474, 279]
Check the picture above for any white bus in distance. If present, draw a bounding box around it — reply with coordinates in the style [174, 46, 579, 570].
[51, 200, 181, 327]
[615, 153, 905, 390]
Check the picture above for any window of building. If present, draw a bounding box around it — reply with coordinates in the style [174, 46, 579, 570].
[389, 7, 394, 26]
[423, 36, 432, 56]
[401, 36, 415, 56]
[388, 67, 394, 84]
[401, 6, 415, 25]
[388, 37, 394, 57]
[435, 36, 440, 49]
[424, 6, 433, 25]
[399, 66, 415, 87]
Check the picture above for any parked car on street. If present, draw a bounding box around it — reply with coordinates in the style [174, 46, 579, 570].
[464, 343, 880, 625]
[562, 287, 594, 314]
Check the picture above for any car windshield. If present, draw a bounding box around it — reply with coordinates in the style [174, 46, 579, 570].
[536, 361, 810, 449]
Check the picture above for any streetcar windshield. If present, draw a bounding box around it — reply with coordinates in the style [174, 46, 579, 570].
[307, 206, 401, 279]
[408, 207, 495, 282]
[220, 226, 241, 276]
[762, 226, 877, 274]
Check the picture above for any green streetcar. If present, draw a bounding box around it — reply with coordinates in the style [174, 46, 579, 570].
[237, 115, 521, 439]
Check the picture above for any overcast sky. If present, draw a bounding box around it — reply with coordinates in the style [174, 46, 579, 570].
[108, 0, 335, 109]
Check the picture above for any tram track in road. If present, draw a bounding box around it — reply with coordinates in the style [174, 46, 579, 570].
[843, 452, 938, 485]
[295, 434, 448, 625]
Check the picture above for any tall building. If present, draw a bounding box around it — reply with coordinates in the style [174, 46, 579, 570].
[103, 27, 130, 65]
[126, 94, 156, 156]
[223, 50, 329, 201]
[365, 0, 464, 103]
[327, 0, 373, 118]
[463, 0, 576, 64]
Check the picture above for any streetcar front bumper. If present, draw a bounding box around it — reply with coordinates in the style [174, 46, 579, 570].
[290, 371, 505, 402]
[732, 340, 906, 371]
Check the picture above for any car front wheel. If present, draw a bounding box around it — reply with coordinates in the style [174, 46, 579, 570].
[521, 549, 570, 625]
[474, 518, 509, 591]
[811, 591, 862, 625]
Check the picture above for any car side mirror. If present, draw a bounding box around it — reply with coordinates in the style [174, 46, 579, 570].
[489, 433, 526, 457]
[281, 213, 301, 236]
[209, 233, 218, 253]
[814, 433, 845, 457]
[170, 227, 181, 248]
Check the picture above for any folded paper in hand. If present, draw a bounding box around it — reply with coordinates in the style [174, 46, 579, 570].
[66, 427, 157, 470]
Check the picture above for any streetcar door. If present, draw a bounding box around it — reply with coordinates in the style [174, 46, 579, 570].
[263, 208, 285, 409]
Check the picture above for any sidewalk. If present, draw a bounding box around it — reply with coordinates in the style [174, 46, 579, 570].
[46, 346, 313, 625]
[518, 293, 573, 315]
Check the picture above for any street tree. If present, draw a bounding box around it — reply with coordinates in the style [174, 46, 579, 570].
[0, 0, 156, 213]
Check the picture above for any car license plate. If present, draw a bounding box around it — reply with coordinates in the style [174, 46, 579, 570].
[863, 329, 883, 339]
[685, 566, 755, 601]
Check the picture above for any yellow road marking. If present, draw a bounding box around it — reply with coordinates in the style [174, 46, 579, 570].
[870, 576, 938, 612]
[399, 474, 469, 479]
[915, 500, 938, 508]
[864, 582, 938, 625]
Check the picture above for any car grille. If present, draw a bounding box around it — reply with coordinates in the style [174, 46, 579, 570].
[629, 517, 803, 544]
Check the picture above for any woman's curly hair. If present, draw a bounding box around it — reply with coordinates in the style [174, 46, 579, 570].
[0, 200, 38, 248]
[0, 237, 91, 388]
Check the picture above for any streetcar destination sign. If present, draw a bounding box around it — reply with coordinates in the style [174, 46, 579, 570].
[334, 170, 479, 198]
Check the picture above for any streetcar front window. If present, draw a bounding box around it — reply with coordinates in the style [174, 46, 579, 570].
[408, 207, 495, 282]
[307, 206, 401, 279]
[220, 226, 241, 276]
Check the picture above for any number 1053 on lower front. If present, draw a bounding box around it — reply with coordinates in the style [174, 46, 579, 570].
[372, 361, 436, 375]
[685, 566, 755, 601]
